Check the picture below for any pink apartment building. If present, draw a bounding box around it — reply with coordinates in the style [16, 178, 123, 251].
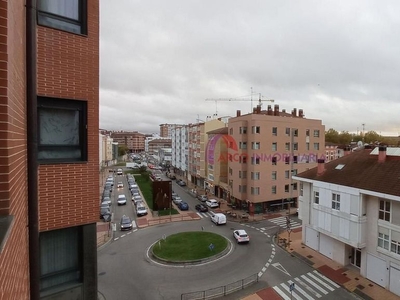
[225, 105, 325, 214]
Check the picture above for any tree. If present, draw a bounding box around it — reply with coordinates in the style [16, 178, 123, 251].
[118, 145, 129, 157]
[338, 131, 353, 145]
[364, 131, 381, 144]
[325, 128, 339, 143]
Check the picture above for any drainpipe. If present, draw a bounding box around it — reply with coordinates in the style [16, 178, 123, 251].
[26, 0, 40, 299]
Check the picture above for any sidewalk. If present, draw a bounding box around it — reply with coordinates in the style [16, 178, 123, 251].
[241, 228, 400, 300]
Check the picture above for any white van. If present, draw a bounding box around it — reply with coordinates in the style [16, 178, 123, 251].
[211, 212, 226, 225]
[117, 168, 123, 175]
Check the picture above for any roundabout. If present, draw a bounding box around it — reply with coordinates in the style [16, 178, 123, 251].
[98, 221, 275, 300]
[150, 231, 232, 265]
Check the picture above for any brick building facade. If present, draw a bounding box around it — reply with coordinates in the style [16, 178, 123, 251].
[0, 1, 99, 299]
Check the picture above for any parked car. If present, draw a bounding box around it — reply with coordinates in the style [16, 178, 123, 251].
[169, 175, 176, 180]
[103, 190, 111, 199]
[101, 201, 110, 208]
[120, 215, 133, 231]
[173, 196, 182, 205]
[195, 204, 208, 212]
[136, 204, 148, 216]
[132, 195, 142, 205]
[197, 194, 208, 202]
[206, 199, 219, 208]
[117, 168, 123, 175]
[100, 207, 111, 219]
[117, 182, 124, 188]
[178, 201, 189, 211]
[104, 182, 113, 191]
[233, 229, 250, 243]
[102, 196, 112, 205]
[177, 181, 186, 186]
[117, 194, 127, 205]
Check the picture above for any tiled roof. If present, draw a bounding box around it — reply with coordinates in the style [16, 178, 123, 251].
[295, 148, 400, 197]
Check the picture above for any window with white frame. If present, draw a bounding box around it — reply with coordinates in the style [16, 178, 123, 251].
[306, 143, 310, 151]
[293, 143, 298, 151]
[313, 130, 320, 137]
[314, 191, 319, 204]
[251, 157, 260, 165]
[252, 126, 260, 134]
[240, 156, 247, 164]
[272, 185, 276, 194]
[272, 127, 277, 136]
[285, 128, 290, 136]
[229, 128, 233, 135]
[239, 170, 247, 179]
[272, 156, 277, 165]
[314, 143, 319, 150]
[285, 142, 290, 151]
[239, 142, 247, 149]
[239, 127, 247, 134]
[251, 172, 260, 180]
[251, 187, 260, 195]
[379, 200, 391, 222]
[285, 170, 289, 179]
[306, 129, 310, 136]
[272, 171, 277, 180]
[293, 129, 298, 137]
[378, 227, 390, 250]
[332, 193, 340, 210]
[272, 142, 277, 151]
[252, 142, 260, 150]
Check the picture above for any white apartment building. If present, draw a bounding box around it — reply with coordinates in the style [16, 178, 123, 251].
[171, 125, 188, 177]
[294, 146, 400, 296]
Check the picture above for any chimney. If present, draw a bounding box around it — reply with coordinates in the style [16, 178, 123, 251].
[292, 108, 297, 117]
[267, 105, 273, 115]
[274, 104, 279, 116]
[378, 146, 387, 163]
[317, 158, 325, 175]
[236, 110, 241, 117]
[299, 109, 304, 118]
[282, 109, 286, 113]
[253, 107, 257, 113]
[344, 147, 351, 156]
[256, 105, 261, 114]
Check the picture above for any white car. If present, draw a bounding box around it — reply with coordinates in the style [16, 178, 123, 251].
[206, 199, 219, 208]
[117, 194, 127, 205]
[117, 182, 124, 188]
[136, 204, 148, 216]
[233, 229, 250, 243]
[172, 196, 182, 205]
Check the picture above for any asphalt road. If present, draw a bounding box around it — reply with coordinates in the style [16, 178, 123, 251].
[98, 218, 274, 300]
[100, 169, 359, 300]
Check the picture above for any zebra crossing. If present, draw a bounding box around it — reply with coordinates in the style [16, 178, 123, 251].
[272, 270, 340, 300]
[196, 211, 214, 218]
[264, 216, 302, 230]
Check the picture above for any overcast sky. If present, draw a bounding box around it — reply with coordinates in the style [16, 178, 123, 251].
[99, 0, 400, 136]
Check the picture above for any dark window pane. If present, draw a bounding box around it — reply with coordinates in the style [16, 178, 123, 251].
[379, 211, 384, 220]
[38, 0, 80, 20]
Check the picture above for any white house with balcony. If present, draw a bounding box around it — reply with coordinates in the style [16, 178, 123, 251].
[293, 146, 400, 296]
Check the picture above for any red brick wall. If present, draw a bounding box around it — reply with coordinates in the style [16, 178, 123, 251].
[0, 0, 30, 299]
[37, 0, 100, 231]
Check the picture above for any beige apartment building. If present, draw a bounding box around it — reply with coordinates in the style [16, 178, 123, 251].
[111, 131, 145, 153]
[227, 105, 325, 214]
[148, 138, 172, 155]
[188, 119, 226, 188]
[205, 127, 229, 199]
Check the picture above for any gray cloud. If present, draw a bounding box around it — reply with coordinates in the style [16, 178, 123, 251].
[100, 0, 400, 136]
